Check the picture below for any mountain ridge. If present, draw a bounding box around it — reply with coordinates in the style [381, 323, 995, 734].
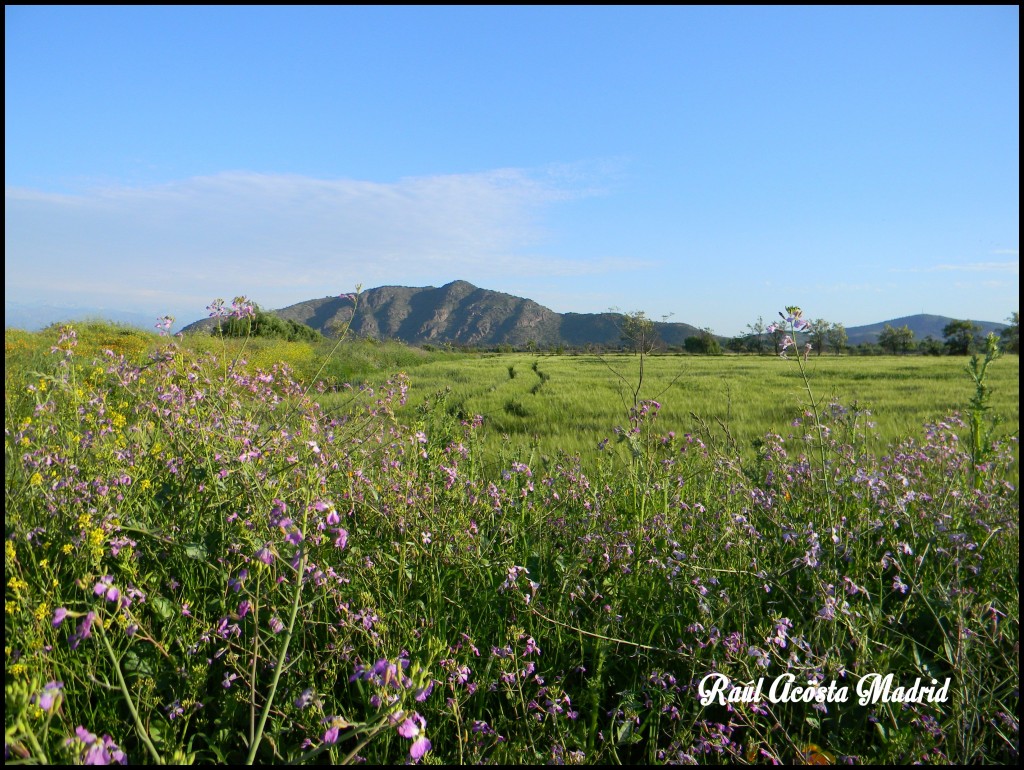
[175, 280, 1008, 349]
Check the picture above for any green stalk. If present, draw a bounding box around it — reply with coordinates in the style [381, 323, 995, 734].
[794, 353, 834, 524]
[96, 621, 164, 764]
[245, 548, 308, 765]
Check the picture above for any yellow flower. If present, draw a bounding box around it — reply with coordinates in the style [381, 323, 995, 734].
[62, 544, 74, 555]
[7, 576, 29, 593]
[29, 472, 43, 486]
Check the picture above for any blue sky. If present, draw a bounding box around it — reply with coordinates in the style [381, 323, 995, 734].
[5, 6, 1018, 335]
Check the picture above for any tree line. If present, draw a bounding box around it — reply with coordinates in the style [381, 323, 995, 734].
[726, 313, 1018, 356]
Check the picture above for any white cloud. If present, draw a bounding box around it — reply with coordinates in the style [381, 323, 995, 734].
[890, 260, 1019, 274]
[5, 168, 644, 317]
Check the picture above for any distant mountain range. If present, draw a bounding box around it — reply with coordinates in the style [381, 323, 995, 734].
[841, 314, 1005, 346]
[175, 280, 1007, 349]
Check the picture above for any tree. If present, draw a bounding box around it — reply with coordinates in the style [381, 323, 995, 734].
[826, 322, 848, 356]
[942, 319, 982, 355]
[683, 328, 721, 355]
[918, 335, 945, 356]
[745, 316, 767, 355]
[878, 324, 915, 355]
[620, 311, 658, 354]
[1000, 312, 1019, 354]
[768, 323, 786, 355]
[725, 336, 748, 353]
[217, 305, 322, 342]
[809, 318, 831, 356]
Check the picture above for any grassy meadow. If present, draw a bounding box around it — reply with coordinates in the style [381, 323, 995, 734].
[4, 319, 1019, 764]
[373, 353, 1020, 463]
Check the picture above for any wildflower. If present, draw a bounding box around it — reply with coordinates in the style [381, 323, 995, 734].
[65, 726, 127, 765]
[410, 735, 432, 761]
[394, 712, 432, 760]
[93, 576, 121, 605]
[818, 597, 838, 621]
[164, 701, 185, 720]
[227, 570, 248, 593]
[748, 646, 771, 668]
[295, 689, 315, 709]
[770, 618, 793, 648]
[32, 681, 64, 712]
[779, 336, 795, 358]
[269, 616, 285, 634]
[68, 612, 97, 650]
[230, 296, 255, 319]
[154, 316, 174, 336]
[52, 607, 69, 627]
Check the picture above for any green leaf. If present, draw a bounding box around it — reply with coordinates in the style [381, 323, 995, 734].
[123, 649, 156, 677]
[151, 596, 175, 621]
[184, 543, 208, 561]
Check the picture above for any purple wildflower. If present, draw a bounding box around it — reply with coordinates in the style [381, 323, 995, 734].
[68, 612, 97, 650]
[32, 681, 64, 712]
[93, 576, 121, 605]
[410, 736, 432, 761]
[66, 726, 127, 765]
[748, 646, 771, 668]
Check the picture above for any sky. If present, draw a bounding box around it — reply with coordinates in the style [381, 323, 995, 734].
[5, 6, 1019, 336]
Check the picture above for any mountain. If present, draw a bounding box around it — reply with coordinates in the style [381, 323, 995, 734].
[843, 314, 1006, 346]
[181, 280, 705, 348]
[178, 282, 1008, 349]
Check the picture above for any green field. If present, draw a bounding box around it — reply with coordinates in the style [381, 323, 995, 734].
[356, 352, 1020, 464]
